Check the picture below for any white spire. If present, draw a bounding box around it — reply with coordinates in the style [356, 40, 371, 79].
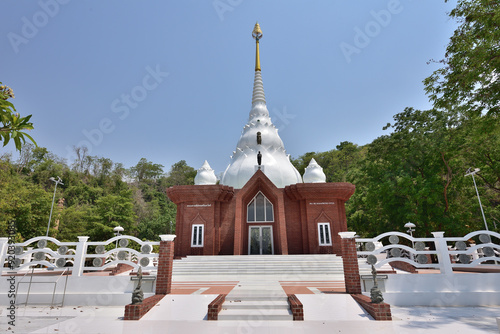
[220, 24, 302, 189]
[252, 70, 266, 106]
[303, 158, 326, 183]
[194, 160, 217, 185]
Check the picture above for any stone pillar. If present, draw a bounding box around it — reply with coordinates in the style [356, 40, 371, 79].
[156, 235, 176, 295]
[339, 232, 361, 294]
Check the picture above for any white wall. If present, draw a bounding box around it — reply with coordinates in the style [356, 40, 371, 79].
[381, 273, 500, 306]
[1, 275, 155, 306]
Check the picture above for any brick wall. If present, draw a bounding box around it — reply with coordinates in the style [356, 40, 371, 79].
[167, 179, 354, 256]
[124, 294, 164, 320]
[167, 185, 234, 257]
[207, 294, 226, 320]
[340, 235, 362, 294]
[284, 183, 355, 256]
[351, 294, 392, 321]
[288, 294, 304, 321]
[110, 263, 134, 276]
[390, 260, 417, 273]
[156, 239, 174, 295]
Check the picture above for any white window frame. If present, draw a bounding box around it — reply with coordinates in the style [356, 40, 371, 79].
[247, 192, 274, 223]
[191, 224, 204, 247]
[318, 223, 332, 246]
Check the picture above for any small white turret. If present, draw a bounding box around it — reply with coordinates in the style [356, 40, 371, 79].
[303, 158, 326, 183]
[194, 160, 217, 185]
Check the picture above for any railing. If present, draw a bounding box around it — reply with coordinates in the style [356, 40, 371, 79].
[0, 235, 160, 277]
[83, 236, 159, 274]
[356, 230, 500, 274]
[0, 236, 78, 274]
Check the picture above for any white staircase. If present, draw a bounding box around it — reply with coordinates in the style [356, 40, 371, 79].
[218, 280, 293, 321]
[171, 254, 380, 321]
[173, 254, 372, 281]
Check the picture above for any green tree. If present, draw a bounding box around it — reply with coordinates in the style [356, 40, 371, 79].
[424, 0, 500, 117]
[130, 158, 164, 182]
[164, 160, 196, 187]
[292, 143, 364, 183]
[87, 191, 137, 240]
[0, 83, 36, 151]
[347, 107, 499, 237]
[56, 205, 93, 241]
[137, 212, 176, 241]
[0, 159, 51, 239]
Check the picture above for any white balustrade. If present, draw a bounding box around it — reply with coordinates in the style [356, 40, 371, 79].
[1, 235, 160, 277]
[356, 230, 500, 276]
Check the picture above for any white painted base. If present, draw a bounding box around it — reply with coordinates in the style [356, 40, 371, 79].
[0, 276, 152, 306]
[385, 273, 500, 306]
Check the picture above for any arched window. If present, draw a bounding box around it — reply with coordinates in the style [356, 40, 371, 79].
[247, 192, 274, 222]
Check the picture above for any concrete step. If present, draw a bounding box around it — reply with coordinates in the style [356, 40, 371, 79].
[177, 254, 341, 261]
[223, 300, 290, 310]
[174, 262, 346, 267]
[172, 254, 378, 281]
[218, 308, 293, 321]
[173, 269, 346, 275]
[218, 279, 293, 320]
[225, 293, 289, 302]
[174, 264, 345, 268]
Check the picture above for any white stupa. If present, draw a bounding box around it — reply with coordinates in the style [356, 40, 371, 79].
[194, 160, 217, 185]
[221, 23, 302, 189]
[303, 158, 327, 183]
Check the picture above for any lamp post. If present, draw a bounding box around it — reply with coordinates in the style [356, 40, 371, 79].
[46, 176, 63, 237]
[404, 222, 416, 258]
[404, 222, 416, 238]
[113, 225, 124, 248]
[465, 168, 488, 231]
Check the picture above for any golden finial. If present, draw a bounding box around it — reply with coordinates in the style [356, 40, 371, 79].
[252, 22, 263, 40]
[252, 22, 262, 71]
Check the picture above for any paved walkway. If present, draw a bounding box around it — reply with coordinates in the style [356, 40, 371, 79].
[2, 293, 499, 333]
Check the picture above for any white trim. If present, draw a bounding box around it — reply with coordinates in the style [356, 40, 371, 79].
[191, 224, 204, 247]
[338, 231, 356, 239]
[318, 223, 332, 246]
[159, 234, 176, 242]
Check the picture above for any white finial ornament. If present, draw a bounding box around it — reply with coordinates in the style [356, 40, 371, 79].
[303, 158, 326, 183]
[194, 160, 217, 185]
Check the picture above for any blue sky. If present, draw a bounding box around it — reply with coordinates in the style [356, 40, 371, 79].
[1, 0, 458, 176]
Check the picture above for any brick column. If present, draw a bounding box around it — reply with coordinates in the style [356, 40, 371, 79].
[339, 232, 361, 294]
[207, 294, 226, 320]
[288, 294, 304, 321]
[156, 234, 176, 295]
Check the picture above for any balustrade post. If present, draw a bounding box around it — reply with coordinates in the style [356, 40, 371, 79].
[431, 232, 453, 275]
[0, 237, 9, 276]
[72, 236, 89, 277]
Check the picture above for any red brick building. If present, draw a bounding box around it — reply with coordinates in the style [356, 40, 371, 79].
[166, 23, 355, 257]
